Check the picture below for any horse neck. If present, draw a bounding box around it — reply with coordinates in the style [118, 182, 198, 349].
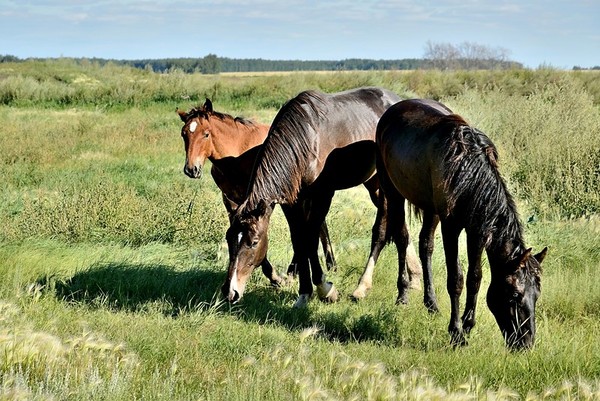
[209, 118, 268, 161]
[481, 204, 526, 267]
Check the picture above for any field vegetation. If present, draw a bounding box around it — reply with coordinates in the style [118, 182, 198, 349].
[1, 59, 600, 400]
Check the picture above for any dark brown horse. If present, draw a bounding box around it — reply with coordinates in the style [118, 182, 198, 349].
[376, 98, 547, 349]
[223, 87, 421, 308]
[177, 100, 335, 288]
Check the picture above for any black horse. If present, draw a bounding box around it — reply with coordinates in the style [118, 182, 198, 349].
[222, 87, 422, 307]
[376, 98, 547, 349]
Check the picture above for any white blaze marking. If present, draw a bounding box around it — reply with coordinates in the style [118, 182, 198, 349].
[237, 232, 243, 245]
[189, 121, 198, 133]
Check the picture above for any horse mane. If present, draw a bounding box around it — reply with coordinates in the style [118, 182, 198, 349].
[441, 116, 525, 257]
[244, 90, 327, 209]
[184, 106, 257, 127]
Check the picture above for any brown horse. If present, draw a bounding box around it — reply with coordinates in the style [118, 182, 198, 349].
[177, 99, 335, 287]
[376, 98, 547, 349]
[223, 87, 421, 308]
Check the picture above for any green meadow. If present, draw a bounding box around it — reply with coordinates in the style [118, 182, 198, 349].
[1, 60, 600, 400]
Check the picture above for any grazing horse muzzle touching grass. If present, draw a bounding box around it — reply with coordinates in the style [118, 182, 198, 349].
[487, 247, 546, 349]
[376, 98, 547, 349]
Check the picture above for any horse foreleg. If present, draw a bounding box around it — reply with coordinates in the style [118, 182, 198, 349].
[281, 204, 304, 278]
[307, 194, 339, 303]
[462, 233, 483, 334]
[441, 220, 465, 346]
[419, 212, 440, 313]
[260, 256, 285, 288]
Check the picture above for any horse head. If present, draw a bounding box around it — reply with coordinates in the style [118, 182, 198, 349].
[221, 199, 274, 303]
[178, 99, 216, 179]
[487, 247, 547, 350]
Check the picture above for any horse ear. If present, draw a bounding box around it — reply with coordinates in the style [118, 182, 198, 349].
[202, 98, 213, 113]
[534, 247, 548, 264]
[177, 108, 187, 122]
[517, 248, 533, 268]
[252, 199, 273, 218]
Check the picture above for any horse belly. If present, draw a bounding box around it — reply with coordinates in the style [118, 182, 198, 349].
[381, 136, 447, 214]
[313, 140, 376, 191]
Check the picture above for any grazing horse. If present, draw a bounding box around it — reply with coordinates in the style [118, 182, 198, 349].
[376, 98, 547, 349]
[177, 100, 336, 288]
[223, 87, 421, 308]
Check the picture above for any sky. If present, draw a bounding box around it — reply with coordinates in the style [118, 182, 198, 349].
[1, 0, 598, 69]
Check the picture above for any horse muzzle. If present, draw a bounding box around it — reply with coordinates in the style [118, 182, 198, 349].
[183, 164, 202, 179]
[221, 283, 241, 303]
[504, 325, 535, 350]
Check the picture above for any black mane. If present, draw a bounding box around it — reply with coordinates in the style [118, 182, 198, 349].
[442, 118, 525, 257]
[241, 91, 328, 210]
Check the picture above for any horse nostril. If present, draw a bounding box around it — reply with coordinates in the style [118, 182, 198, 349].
[183, 165, 202, 179]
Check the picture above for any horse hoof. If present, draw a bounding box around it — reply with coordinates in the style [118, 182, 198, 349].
[425, 301, 439, 314]
[350, 286, 368, 301]
[317, 281, 339, 303]
[270, 273, 289, 289]
[450, 333, 468, 348]
[395, 294, 409, 305]
[293, 294, 311, 308]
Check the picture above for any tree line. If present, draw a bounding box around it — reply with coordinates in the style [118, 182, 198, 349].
[7, 41, 597, 73]
[0, 54, 523, 73]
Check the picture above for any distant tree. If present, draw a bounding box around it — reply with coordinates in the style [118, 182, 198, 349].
[423, 41, 514, 70]
[0, 54, 21, 63]
[200, 54, 220, 74]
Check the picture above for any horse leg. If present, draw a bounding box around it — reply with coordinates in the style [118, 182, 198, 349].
[306, 194, 339, 303]
[352, 178, 421, 300]
[393, 216, 411, 305]
[282, 202, 317, 308]
[319, 221, 337, 271]
[281, 204, 304, 278]
[440, 219, 466, 346]
[352, 190, 388, 300]
[461, 233, 483, 334]
[419, 212, 440, 313]
[260, 255, 285, 288]
[367, 177, 422, 289]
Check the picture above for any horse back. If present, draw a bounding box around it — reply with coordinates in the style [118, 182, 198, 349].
[307, 88, 401, 189]
[377, 99, 467, 215]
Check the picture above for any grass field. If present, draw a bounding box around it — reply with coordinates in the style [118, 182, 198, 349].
[1, 60, 600, 400]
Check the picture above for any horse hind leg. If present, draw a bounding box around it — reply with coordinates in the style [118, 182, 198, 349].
[319, 221, 337, 271]
[351, 191, 386, 300]
[352, 178, 421, 301]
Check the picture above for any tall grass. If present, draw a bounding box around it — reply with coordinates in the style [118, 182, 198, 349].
[447, 77, 600, 218]
[1, 63, 600, 399]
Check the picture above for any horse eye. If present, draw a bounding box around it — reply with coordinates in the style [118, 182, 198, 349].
[203, 130, 210, 138]
[250, 239, 259, 248]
